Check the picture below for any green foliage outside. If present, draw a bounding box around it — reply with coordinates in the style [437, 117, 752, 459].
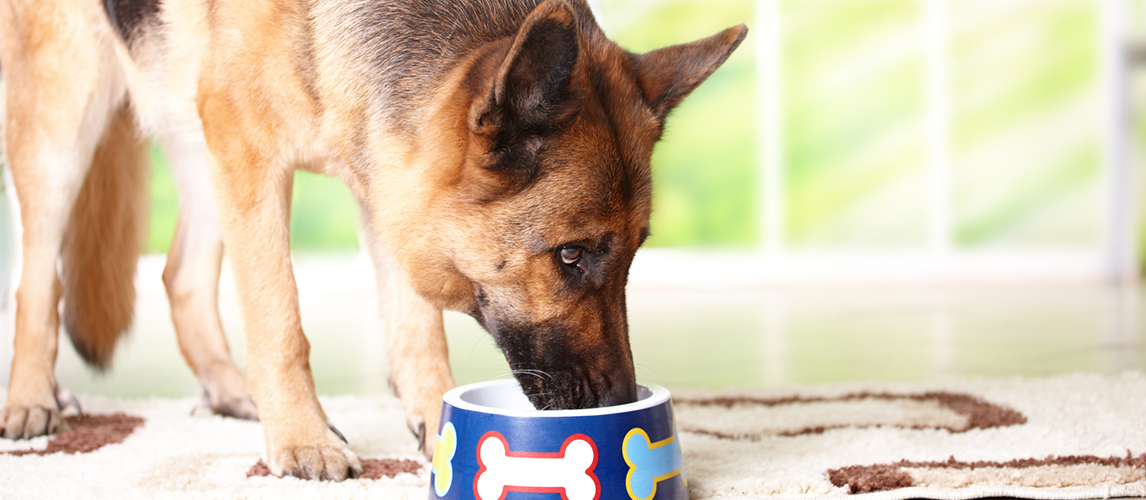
[147, 147, 360, 254]
[146, 144, 178, 253]
[779, 0, 1101, 249]
[781, 0, 929, 247]
[948, 1, 1101, 248]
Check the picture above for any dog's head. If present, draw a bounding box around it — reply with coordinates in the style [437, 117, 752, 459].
[395, 0, 746, 410]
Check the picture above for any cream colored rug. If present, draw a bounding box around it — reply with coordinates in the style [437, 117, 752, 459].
[1, 372, 1144, 499]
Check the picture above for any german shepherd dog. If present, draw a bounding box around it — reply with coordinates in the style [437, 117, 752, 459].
[0, 0, 745, 480]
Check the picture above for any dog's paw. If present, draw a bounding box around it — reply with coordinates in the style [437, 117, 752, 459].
[198, 389, 258, 421]
[1, 388, 65, 440]
[405, 400, 441, 460]
[268, 434, 362, 481]
[197, 365, 259, 421]
[388, 370, 450, 458]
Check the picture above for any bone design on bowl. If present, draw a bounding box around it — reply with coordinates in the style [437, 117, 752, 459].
[433, 381, 686, 500]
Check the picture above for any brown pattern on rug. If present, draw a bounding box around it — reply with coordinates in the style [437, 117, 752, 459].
[675, 391, 1026, 439]
[4, 413, 143, 456]
[247, 458, 424, 480]
[828, 453, 1146, 493]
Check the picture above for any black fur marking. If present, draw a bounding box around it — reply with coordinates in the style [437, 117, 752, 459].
[328, 0, 597, 135]
[104, 0, 160, 44]
[482, 14, 583, 195]
[498, 17, 580, 128]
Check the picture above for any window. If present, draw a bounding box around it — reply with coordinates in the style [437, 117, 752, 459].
[593, 0, 1134, 286]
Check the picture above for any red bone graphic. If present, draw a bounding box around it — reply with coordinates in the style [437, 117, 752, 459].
[474, 431, 600, 500]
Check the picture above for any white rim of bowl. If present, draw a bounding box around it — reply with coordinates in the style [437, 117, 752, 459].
[443, 379, 670, 417]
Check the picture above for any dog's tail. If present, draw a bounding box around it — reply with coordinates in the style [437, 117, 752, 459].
[61, 101, 150, 370]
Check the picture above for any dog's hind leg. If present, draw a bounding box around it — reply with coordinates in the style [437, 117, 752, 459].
[0, 0, 127, 439]
[161, 134, 257, 421]
[359, 207, 454, 459]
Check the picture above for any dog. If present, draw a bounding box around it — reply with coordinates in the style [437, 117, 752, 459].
[0, 0, 746, 480]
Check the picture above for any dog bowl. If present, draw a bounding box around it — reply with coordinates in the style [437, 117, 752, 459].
[430, 380, 687, 500]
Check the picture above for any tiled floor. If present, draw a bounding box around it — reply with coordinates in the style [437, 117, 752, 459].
[0, 254, 1142, 399]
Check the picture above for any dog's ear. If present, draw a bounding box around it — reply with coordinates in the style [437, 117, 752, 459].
[633, 24, 749, 121]
[468, 0, 581, 136]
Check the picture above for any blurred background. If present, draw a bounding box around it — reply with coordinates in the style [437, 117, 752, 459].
[3, 0, 1146, 401]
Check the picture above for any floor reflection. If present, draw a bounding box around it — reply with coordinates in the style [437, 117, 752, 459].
[0, 255, 1140, 398]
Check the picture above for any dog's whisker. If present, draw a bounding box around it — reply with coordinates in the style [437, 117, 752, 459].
[511, 369, 554, 381]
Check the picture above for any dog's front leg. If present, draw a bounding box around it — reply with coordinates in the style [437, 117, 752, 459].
[204, 146, 360, 480]
[4, 263, 66, 439]
[360, 211, 454, 459]
[3, 134, 75, 440]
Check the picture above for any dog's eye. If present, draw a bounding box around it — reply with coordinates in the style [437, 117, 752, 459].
[559, 245, 583, 266]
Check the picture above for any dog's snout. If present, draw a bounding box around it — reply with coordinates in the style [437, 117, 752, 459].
[481, 303, 637, 411]
[597, 374, 638, 407]
[502, 342, 637, 411]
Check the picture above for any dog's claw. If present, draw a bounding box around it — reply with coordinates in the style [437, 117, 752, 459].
[408, 415, 427, 454]
[327, 422, 348, 445]
[55, 388, 82, 417]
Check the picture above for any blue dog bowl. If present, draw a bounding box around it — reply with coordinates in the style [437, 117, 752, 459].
[429, 380, 687, 500]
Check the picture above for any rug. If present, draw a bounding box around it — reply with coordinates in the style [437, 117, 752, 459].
[1, 372, 1144, 499]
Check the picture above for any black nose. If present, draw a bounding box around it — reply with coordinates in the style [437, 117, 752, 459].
[582, 345, 638, 408]
[595, 372, 638, 407]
